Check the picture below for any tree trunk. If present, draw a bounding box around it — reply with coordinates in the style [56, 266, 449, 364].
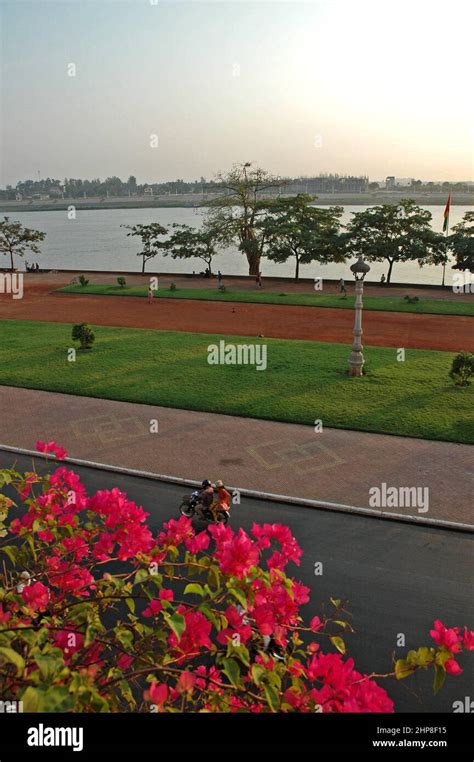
[10, 250, 14, 271]
[295, 256, 300, 282]
[386, 258, 394, 285]
[142, 256, 146, 274]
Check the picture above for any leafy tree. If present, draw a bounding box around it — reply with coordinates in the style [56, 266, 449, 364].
[345, 200, 446, 285]
[0, 447, 471, 713]
[449, 352, 474, 387]
[449, 211, 474, 272]
[122, 223, 168, 273]
[0, 216, 46, 271]
[72, 323, 95, 350]
[262, 194, 345, 281]
[163, 222, 222, 274]
[205, 162, 284, 275]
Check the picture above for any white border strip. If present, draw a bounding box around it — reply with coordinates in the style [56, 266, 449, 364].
[1, 444, 472, 534]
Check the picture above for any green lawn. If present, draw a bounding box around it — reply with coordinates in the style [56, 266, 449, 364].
[55, 284, 474, 317]
[1, 320, 472, 444]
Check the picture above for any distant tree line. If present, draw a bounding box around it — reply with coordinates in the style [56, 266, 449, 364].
[1, 164, 473, 283]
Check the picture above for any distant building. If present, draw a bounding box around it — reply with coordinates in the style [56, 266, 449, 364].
[385, 176, 395, 190]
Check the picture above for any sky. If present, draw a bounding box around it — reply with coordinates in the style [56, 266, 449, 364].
[0, 0, 473, 186]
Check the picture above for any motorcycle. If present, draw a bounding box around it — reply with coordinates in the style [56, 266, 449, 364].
[179, 490, 229, 525]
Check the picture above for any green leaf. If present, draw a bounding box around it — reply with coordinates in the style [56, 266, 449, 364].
[228, 587, 247, 608]
[125, 597, 135, 614]
[198, 605, 220, 629]
[21, 686, 44, 712]
[433, 664, 446, 694]
[0, 546, 17, 564]
[251, 663, 266, 686]
[115, 627, 134, 651]
[134, 569, 149, 585]
[395, 658, 415, 680]
[263, 683, 280, 712]
[34, 652, 63, 681]
[222, 657, 241, 688]
[183, 583, 205, 597]
[329, 635, 346, 655]
[330, 598, 341, 608]
[164, 612, 186, 642]
[0, 646, 25, 675]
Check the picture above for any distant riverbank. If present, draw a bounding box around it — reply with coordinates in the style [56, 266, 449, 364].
[1, 190, 473, 213]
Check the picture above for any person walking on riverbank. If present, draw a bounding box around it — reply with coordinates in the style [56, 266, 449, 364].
[339, 277, 347, 297]
[147, 286, 154, 304]
[217, 270, 223, 288]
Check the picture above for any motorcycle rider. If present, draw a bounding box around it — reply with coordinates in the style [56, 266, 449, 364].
[195, 479, 214, 519]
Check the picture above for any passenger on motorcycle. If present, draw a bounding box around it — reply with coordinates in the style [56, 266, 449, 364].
[195, 479, 214, 519]
[210, 480, 231, 522]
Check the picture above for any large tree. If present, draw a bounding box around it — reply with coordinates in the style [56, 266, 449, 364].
[345, 200, 445, 285]
[449, 211, 474, 272]
[262, 194, 345, 281]
[0, 216, 46, 271]
[205, 162, 284, 276]
[122, 223, 168, 273]
[163, 221, 222, 274]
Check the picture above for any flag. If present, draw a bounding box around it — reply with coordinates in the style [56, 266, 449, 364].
[443, 193, 451, 233]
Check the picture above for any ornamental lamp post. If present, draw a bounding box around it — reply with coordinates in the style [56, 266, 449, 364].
[348, 255, 371, 377]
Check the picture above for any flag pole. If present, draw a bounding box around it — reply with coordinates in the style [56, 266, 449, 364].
[441, 192, 451, 287]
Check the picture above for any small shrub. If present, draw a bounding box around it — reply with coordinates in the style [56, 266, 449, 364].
[404, 295, 419, 304]
[72, 322, 95, 350]
[449, 352, 474, 387]
[78, 275, 89, 287]
[169, 282, 177, 291]
[117, 277, 126, 288]
[218, 284, 227, 293]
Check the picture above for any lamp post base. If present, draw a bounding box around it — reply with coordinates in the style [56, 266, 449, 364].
[348, 349, 365, 377]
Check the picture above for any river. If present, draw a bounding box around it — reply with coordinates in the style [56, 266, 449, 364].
[7, 205, 472, 285]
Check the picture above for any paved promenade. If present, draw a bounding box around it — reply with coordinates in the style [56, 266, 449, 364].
[0, 386, 471, 526]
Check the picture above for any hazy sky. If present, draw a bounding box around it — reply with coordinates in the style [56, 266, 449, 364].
[1, 0, 473, 186]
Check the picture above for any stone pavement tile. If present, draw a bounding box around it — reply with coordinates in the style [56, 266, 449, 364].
[0, 386, 472, 525]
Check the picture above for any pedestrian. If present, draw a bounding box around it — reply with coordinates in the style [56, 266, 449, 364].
[380, 273, 386, 286]
[339, 277, 347, 296]
[147, 286, 153, 304]
[217, 270, 223, 287]
[256, 271, 263, 289]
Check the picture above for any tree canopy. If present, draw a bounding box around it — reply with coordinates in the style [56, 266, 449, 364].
[0, 216, 46, 271]
[262, 194, 345, 281]
[345, 200, 446, 285]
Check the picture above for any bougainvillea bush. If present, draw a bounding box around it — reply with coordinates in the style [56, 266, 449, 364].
[0, 441, 472, 713]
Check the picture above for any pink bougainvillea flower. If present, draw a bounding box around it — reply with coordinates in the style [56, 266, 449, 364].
[212, 527, 260, 579]
[177, 671, 196, 695]
[168, 607, 212, 659]
[117, 653, 134, 671]
[184, 530, 210, 554]
[158, 589, 174, 602]
[430, 620, 462, 653]
[445, 658, 463, 675]
[462, 628, 474, 650]
[147, 682, 168, 708]
[35, 440, 68, 460]
[142, 598, 163, 617]
[21, 581, 50, 612]
[0, 604, 11, 624]
[310, 616, 323, 633]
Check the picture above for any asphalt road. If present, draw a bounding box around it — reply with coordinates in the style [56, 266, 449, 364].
[1, 451, 472, 714]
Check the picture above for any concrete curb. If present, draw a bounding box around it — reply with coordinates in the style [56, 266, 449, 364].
[1, 444, 472, 534]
